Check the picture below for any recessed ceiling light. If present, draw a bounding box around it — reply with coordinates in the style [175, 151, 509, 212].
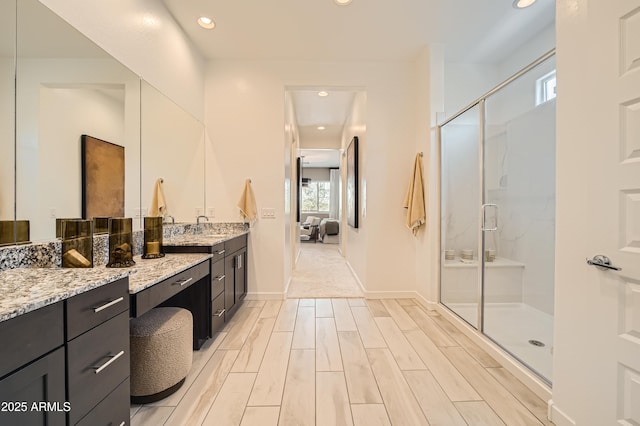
[334, 0, 352, 5]
[513, 0, 536, 8]
[318, 91, 329, 97]
[317, 126, 326, 130]
[198, 16, 215, 29]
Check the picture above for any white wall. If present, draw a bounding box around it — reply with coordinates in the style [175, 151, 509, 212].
[205, 59, 419, 298]
[40, 0, 205, 120]
[340, 91, 367, 286]
[301, 168, 331, 182]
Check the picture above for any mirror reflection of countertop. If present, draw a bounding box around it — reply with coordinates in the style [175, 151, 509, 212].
[163, 230, 249, 247]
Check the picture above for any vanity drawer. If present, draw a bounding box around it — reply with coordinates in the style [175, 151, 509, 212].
[211, 242, 226, 263]
[131, 260, 209, 317]
[66, 277, 129, 340]
[211, 259, 225, 299]
[76, 377, 130, 426]
[226, 234, 247, 255]
[67, 311, 129, 425]
[211, 293, 225, 334]
[0, 302, 63, 378]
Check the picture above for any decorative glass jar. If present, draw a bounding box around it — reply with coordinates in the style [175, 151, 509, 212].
[142, 217, 164, 259]
[106, 217, 135, 268]
[61, 219, 93, 268]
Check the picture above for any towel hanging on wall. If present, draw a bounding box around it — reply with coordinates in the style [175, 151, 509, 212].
[403, 154, 426, 235]
[237, 178, 257, 225]
[149, 178, 167, 217]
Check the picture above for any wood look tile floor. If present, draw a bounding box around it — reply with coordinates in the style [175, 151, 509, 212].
[130, 297, 553, 425]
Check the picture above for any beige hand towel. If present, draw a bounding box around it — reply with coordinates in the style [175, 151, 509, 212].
[238, 179, 257, 224]
[149, 178, 167, 217]
[403, 154, 426, 235]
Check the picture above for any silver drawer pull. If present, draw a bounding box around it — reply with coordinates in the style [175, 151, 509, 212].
[93, 297, 124, 313]
[175, 277, 193, 287]
[119, 422, 125, 426]
[216, 274, 226, 281]
[214, 309, 226, 317]
[94, 350, 125, 374]
[216, 249, 226, 255]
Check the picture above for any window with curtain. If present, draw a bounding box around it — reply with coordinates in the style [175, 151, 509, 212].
[301, 181, 330, 212]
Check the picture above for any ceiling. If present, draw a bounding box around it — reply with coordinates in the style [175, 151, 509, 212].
[163, 0, 555, 63]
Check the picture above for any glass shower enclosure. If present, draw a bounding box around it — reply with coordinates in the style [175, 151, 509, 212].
[439, 51, 556, 384]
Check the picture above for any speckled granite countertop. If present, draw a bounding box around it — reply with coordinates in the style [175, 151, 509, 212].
[163, 230, 249, 247]
[0, 267, 129, 323]
[0, 253, 212, 323]
[127, 253, 211, 294]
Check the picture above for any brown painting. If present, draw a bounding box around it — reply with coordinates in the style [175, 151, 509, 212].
[82, 135, 124, 220]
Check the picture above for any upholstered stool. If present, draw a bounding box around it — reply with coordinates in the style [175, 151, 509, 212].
[129, 307, 193, 403]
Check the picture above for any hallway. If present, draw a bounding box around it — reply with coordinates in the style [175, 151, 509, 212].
[287, 243, 363, 298]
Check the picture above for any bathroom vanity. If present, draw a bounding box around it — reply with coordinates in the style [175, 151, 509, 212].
[0, 227, 249, 425]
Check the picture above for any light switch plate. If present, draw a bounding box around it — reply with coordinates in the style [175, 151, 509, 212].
[261, 208, 276, 219]
[207, 208, 215, 217]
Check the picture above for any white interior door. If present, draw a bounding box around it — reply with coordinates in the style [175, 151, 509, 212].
[554, 0, 640, 424]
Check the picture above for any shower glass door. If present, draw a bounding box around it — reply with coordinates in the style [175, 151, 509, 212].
[439, 51, 556, 384]
[440, 105, 481, 329]
[482, 56, 556, 382]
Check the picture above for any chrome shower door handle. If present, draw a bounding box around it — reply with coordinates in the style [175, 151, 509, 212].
[482, 204, 498, 231]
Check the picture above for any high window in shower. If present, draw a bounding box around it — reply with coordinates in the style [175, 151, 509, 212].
[439, 51, 556, 384]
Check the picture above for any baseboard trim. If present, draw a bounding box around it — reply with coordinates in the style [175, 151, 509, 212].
[244, 292, 286, 300]
[413, 292, 439, 311]
[548, 400, 576, 426]
[364, 290, 420, 299]
[284, 276, 292, 295]
[345, 261, 367, 295]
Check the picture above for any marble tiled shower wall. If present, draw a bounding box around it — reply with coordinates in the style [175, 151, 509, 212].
[0, 222, 248, 271]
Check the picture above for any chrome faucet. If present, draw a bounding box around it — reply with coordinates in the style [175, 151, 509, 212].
[196, 215, 209, 225]
[164, 215, 175, 225]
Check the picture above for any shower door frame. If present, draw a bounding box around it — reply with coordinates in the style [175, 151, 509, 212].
[437, 49, 556, 384]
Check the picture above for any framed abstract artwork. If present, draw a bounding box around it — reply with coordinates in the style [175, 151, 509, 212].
[81, 135, 125, 220]
[346, 136, 359, 228]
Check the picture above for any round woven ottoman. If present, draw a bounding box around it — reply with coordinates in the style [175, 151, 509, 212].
[130, 307, 193, 403]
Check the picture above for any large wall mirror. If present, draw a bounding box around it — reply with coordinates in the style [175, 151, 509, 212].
[15, 0, 140, 244]
[141, 81, 205, 223]
[4, 0, 207, 247]
[0, 0, 16, 243]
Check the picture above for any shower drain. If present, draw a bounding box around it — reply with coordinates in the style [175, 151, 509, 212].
[528, 339, 545, 347]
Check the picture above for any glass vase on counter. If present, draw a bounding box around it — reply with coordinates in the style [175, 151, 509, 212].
[142, 217, 165, 259]
[106, 217, 135, 268]
[61, 219, 93, 268]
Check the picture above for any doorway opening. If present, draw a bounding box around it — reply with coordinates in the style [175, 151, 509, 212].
[284, 86, 365, 299]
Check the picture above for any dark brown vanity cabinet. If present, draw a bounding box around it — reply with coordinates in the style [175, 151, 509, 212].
[0, 277, 130, 426]
[164, 233, 248, 337]
[66, 277, 130, 425]
[0, 303, 66, 426]
[225, 242, 247, 314]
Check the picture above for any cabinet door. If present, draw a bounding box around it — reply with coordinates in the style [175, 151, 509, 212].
[0, 347, 66, 426]
[235, 249, 247, 302]
[224, 253, 236, 313]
